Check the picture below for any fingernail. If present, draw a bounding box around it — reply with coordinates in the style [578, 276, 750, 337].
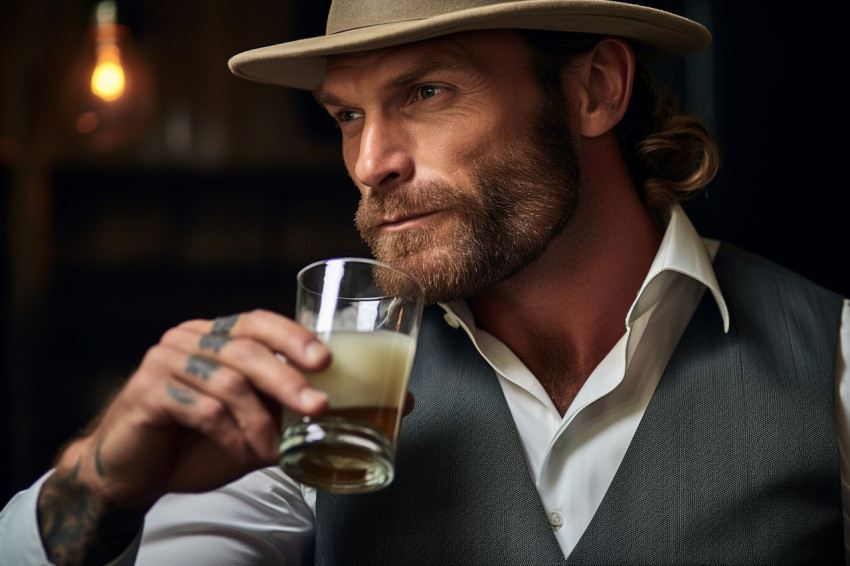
[304, 340, 328, 365]
[299, 388, 327, 411]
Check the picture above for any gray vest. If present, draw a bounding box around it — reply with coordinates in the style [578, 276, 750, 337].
[315, 244, 844, 565]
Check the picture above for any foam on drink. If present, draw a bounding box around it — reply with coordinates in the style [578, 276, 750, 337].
[307, 330, 416, 409]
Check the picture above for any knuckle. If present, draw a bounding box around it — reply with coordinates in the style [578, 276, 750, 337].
[161, 324, 196, 345]
[126, 364, 170, 399]
[140, 344, 170, 369]
[242, 309, 268, 327]
[176, 318, 205, 330]
[159, 327, 181, 344]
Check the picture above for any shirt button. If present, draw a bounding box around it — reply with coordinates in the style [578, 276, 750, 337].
[443, 313, 461, 329]
[549, 512, 564, 530]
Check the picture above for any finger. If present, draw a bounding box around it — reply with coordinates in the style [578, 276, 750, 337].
[181, 310, 331, 371]
[173, 352, 281, 461]
[159, 378, 263, 466]
[141, 344, 279, 460]
[113, 364, 266, 473]
[161, 324, 328, 416]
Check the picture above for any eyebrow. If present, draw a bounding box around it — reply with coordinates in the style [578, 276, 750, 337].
[313, 54, 471, 108]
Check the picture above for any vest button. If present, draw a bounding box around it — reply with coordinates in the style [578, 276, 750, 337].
[549, 512, 564, 530]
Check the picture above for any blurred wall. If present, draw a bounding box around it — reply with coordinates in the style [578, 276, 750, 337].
[2, 0, 849, 504]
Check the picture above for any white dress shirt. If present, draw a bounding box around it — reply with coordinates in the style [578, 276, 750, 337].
[1, 204, 848, 565]
[438, 204, 730, 556]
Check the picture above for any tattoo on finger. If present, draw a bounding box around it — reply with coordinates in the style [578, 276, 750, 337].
[186, 355, 218, 381]
[211, 314, 239, 335]
[166, 382, 197, 406]
[199, 333, 230, 353]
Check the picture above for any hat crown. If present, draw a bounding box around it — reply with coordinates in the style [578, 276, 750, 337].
[327, 0, 518, 34]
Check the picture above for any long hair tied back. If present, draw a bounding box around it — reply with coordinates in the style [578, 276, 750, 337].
[518, 30, 719, 209]
[620, 65, 719, 208]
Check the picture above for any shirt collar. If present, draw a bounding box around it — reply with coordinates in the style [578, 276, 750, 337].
[440, 203, 730, 335]
[627, 203, 729, 333]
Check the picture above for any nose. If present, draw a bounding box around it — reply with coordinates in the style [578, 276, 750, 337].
[351, 116, 414, 194]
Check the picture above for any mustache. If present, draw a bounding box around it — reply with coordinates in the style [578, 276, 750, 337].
[355, 181, 476, 232]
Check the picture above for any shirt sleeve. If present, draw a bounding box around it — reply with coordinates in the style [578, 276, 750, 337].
[0, 467, 315, 566]
[0, 472, 56, 565]
[134, 466, 315, 566]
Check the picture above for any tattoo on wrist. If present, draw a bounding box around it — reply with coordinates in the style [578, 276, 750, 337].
[186, 355, 218, 381]
[199, 333, 230, 353]
[38, 458, 147, 566]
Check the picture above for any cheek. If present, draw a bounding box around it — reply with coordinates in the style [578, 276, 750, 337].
[416, 118, 500, 178]
[341, 139, 358, 170]
[341, 140, 366, 191]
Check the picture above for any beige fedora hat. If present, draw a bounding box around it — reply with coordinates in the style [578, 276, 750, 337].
[228, 0, 710, 91]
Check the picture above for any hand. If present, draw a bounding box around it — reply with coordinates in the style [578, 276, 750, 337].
[37, 310, 331, 564]
[76, 309, 330, 502]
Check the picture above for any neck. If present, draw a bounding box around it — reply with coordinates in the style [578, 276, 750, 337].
[469, 136, 662, 414]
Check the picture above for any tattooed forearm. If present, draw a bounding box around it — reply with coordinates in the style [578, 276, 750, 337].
[37, 459, 147, 566]
[186, 354, 218, 381]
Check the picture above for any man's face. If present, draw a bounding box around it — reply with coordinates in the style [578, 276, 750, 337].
[317, 31, 580, 304]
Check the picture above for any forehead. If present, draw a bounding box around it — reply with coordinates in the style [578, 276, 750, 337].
[319, 30, 529, 94]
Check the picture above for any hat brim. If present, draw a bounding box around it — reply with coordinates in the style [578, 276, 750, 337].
[228, 0, 711, 91]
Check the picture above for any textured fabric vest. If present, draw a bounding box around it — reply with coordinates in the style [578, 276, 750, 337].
[315, 244, 844, 565]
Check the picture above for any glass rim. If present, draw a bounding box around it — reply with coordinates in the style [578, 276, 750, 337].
[296, 257, 425, 300]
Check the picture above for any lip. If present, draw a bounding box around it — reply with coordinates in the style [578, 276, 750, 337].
[378, 210, 442, 232]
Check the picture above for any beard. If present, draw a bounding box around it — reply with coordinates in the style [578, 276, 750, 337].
[355, 93, 580, 305]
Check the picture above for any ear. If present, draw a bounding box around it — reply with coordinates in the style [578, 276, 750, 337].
[571, 38, 635, 138]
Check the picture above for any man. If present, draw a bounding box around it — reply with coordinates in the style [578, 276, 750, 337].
[1, 0, 848, 564]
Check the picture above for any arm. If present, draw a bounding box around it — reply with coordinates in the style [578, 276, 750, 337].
[0, 468, 315, 566]
[23, 310, 330, 565]
[37, 460, 147, 565]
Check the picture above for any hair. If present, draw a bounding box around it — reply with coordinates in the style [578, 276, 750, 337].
[515, 30, 719, 209]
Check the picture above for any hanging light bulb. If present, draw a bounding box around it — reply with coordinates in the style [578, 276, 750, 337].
[90, 2, 126, 102]
[63, 0, 156, 152]
[91, 44, 125, 102]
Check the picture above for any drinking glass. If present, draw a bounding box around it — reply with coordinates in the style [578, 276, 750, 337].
[279, 258, 424, 493]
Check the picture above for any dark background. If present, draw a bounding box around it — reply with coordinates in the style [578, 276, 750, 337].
[2, 1, 848, 504]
